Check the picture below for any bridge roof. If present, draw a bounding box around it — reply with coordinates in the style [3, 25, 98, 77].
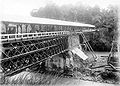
[1, 15, 95, 28]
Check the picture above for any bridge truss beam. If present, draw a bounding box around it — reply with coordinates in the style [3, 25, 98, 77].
[1, 36, 69, 76]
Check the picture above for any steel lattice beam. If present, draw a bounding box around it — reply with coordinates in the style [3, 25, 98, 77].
[1, 36, 69, 76]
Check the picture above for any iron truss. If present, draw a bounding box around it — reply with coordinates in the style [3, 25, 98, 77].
[0, 36, 69, 76]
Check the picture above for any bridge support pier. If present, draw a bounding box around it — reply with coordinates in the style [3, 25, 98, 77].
[68, 34, 82, 69]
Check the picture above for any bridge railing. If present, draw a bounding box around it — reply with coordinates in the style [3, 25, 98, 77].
[0, 31, 70, 41]
[0, 29, 96, 41]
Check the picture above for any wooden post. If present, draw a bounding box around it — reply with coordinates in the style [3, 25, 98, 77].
[0, 72, 5, 84]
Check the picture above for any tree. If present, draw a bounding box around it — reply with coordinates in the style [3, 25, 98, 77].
[31, 4, 118, 51]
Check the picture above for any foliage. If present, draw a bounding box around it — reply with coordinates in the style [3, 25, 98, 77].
[31, 3, 118, 52]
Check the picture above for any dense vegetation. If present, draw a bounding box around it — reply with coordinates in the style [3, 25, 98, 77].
[31, 3, 118, 52]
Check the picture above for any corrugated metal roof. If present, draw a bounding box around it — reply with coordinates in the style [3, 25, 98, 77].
[1, 15, 95, 28]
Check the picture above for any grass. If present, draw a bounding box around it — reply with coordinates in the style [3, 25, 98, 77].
[4, 71, 64, 85]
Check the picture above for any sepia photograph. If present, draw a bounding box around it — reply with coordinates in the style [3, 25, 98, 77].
[0, 0, 120, 86]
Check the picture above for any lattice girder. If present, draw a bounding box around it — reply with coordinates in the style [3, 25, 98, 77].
[1, 36, 69, 76]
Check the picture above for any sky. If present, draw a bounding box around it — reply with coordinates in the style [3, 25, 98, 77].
[0, 0, 119, 17]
